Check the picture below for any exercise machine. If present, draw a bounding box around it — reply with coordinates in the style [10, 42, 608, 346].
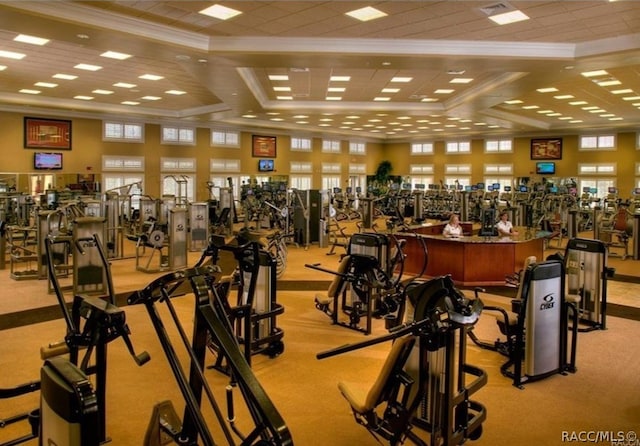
[195, 232, 285, 368]
[317, 274, 486, 445]
[128, 266, 292, 446]
[564, 237, 614, 331]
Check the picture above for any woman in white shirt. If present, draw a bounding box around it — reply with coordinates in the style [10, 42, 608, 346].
[496, 211, 518, 236]
[443, 214, 463, 237]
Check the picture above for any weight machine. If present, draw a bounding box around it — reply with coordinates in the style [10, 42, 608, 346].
[128, 266, 292, 446]
[317, 274, 486, 446]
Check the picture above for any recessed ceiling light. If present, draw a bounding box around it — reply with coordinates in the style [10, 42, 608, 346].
[266, 112, 280, 115]
[14, 34, 49, 45]
[101, 51, 132, 60]
[325, 97, 342, 101]
[242, 114, 257, 118]
[547, 113, 562, 117]
[623, 96, 640, 101]
[611, 89, 633, 94]
[421, 98, 438, 102]
[199, 4, 242, 20]
[554, 95, 574, 99]
[293, 115, 308, 119]
[270, 117, 284, 121]
[19, 89, 40, 94]
[327, 87, 345, 92]
[113, 82, 137, 88]
[346, 115, 359, 119]
[268, 74, 289, 81]
[488, 10, 530, 25]
[121, 101, 140, 105]
[581, 70, 608, 77]
[345, 6, 387, 22]
[597, 79, 621, 87]
[330, 76, 351, 82]
[450, 78, 473, 84]
[569, 120, 584, 123]
[74, 95, 94, 100]
[53, 73, 77, 80]
[319, 123, 332, 127]
[76, 34, 89, 39]
[139, 74, 164, 81]
[276, 96, 293, 100]
[74, 63, 102, 71]
[381, 88, 400, 93]
[434, 89, 454, 94]
[374, 97, 391, 101]
[599, 114, 615, 117]
[165, 90, 186, 95]
[390, 77, 412, 83]
[609, 117, 623, 121]
[92, 89, 114, 95]
[141, 96, 161, 100]
[522, 105, 539, 109]
[558, 117, 573, 120]
[504, 99, 523, 104]
[0, 50, 26, 60]
[589, 109, 607, 113]
[273, 86, 291, 92]
[537, 87, 559, 93]
[569, 101, 588, 105]
[296, 121, 309, 124]
[34, 82, 57, 88]
[0, 65, 6, 71]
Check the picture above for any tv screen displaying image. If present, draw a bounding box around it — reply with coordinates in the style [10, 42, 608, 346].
[258, 159, 274, 172]
[536, 162, 555, 175]
[34, 152, 63, 170]
[519, 185, 528, 192]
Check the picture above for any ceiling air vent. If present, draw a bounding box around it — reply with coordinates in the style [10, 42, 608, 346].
[478, 2, 515, 16]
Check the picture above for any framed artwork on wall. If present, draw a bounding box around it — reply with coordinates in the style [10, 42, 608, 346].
[530, 138, 562, 160]
[24, 117, 72, 150]
[252, 135, 277, 158]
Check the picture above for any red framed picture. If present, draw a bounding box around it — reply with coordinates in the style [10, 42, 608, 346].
[252, 135, 277, 158]
[24, 117, 72, 150]
[531, 138, 562, 160]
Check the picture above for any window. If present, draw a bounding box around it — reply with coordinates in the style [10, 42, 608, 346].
[579, 134, 615, 150]
[578, 163, 616, 175]
[410, 164, 434, 175]
[103, 121, 144, 142]
[322, 163, 341, 173]
[445, 164, 472, 175]
[211, 129, 240, 147]
[322, 139, 341, 153]
[161, 157, 196, 171]
[445, 140, 471, 153]
[485, 139, 513, 153]
[291, 137, 312, 152]
[161, 157, 196, 204]
[348, 164, 366, 174]
[322, 175, 341, 191]
[210, 175, 247, 201]
[444, 164, 471, 189]
[210, 159, 240, 172]
[410, 176, 433, 190]
[102, 155, 144, 171]
[578, 178, 615, 201]
[443, 177, 470, 188]
[484, 177, 513, 193]
[290, 161, 312, 173]
[411, 142, 434, 155]
[290, 176, 312, 190]
[349, 141, 366, 155]
[162, 125, 195, 145]
[484, 164, 513, 175]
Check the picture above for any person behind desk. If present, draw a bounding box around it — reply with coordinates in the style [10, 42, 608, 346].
[443, 214, 463, 237]
[496, 211, 519, 236]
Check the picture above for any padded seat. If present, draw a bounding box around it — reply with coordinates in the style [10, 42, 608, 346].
[337, 335, 416, 416]
[314, 255, 351, 307]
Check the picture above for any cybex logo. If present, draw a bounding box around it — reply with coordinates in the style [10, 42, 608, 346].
[540, 293, 555, 311]
[177, 224, 185, 232]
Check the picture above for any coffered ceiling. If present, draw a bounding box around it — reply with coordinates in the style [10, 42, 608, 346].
[1, 1, 640, 141]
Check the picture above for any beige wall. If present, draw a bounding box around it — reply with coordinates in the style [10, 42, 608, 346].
[1, 110, 638, 199]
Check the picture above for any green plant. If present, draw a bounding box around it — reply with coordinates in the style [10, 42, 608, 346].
[374, 160, 393, 184]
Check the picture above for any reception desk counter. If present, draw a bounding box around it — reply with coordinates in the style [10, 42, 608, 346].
[400, 223, 545, 286]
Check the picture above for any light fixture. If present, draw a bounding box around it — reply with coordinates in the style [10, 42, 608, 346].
[34, 82, 57, 88]
[100, 51, 132, 60]
[330, 76, 351, 82]
[486, 7, 529, 25]
[74, 63, 102, 71]
[554, 95, 574, 99]
[0, 50, 26, 60]
[53, 73, 77, 80]
[113, 82, 137, 88]
[381, 88, 400, 93]
[19, 89, 40, 94]
[139, 74, 164, 81]
[581, 70, 608, 77]
[121, 101, 140, 105]
[345, 6, 387, 22]
[276, 96, 293, 100]
[92, 89, 114, 95]
[325, 97, 342, 101]
[0, 65, 6, 71]
[537, 87, 558, 93]
[504, 100, 523, 104]
[450, 78, 473, 84]
[199, 4, 242, 20]
[141, 96, 162, 100]
[273, 86, 291, 92]
[268, 74, 289, 81]
[374, 97, 391, 101]
[390, 76, 412, 83]
[434, 89, 454, 94]
[165, 90, 186, 95]
[74, 95, 94, 100]
[14, 34, 49, 45]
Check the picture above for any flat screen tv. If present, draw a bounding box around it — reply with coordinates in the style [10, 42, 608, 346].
[258, 159, 274, 172]
[536, 162, 555, 175]
[34, 152, 62, 170]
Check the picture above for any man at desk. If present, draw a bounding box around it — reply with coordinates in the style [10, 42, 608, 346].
[496, 211, 519, 236]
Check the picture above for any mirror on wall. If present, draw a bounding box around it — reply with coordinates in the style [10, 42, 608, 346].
[0, 173, 101, 195]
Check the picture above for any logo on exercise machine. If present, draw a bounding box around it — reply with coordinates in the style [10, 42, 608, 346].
[540, 293, 555, 311]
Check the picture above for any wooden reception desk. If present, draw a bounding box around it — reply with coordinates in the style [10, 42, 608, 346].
[400, 223, 545, 286]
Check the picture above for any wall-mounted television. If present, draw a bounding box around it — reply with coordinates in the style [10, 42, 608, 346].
[536, 161, 555, 175]
[34, 152, 63, 170]
[258, 159, 274, 172]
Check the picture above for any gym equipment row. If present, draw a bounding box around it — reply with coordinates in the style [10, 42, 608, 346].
[317, 275, 486, 446]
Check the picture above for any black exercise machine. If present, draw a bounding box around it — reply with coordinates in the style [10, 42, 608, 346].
[318, 275, 486, 446]
[128, 266, 292, 446]
[194, 232, 285, 369]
